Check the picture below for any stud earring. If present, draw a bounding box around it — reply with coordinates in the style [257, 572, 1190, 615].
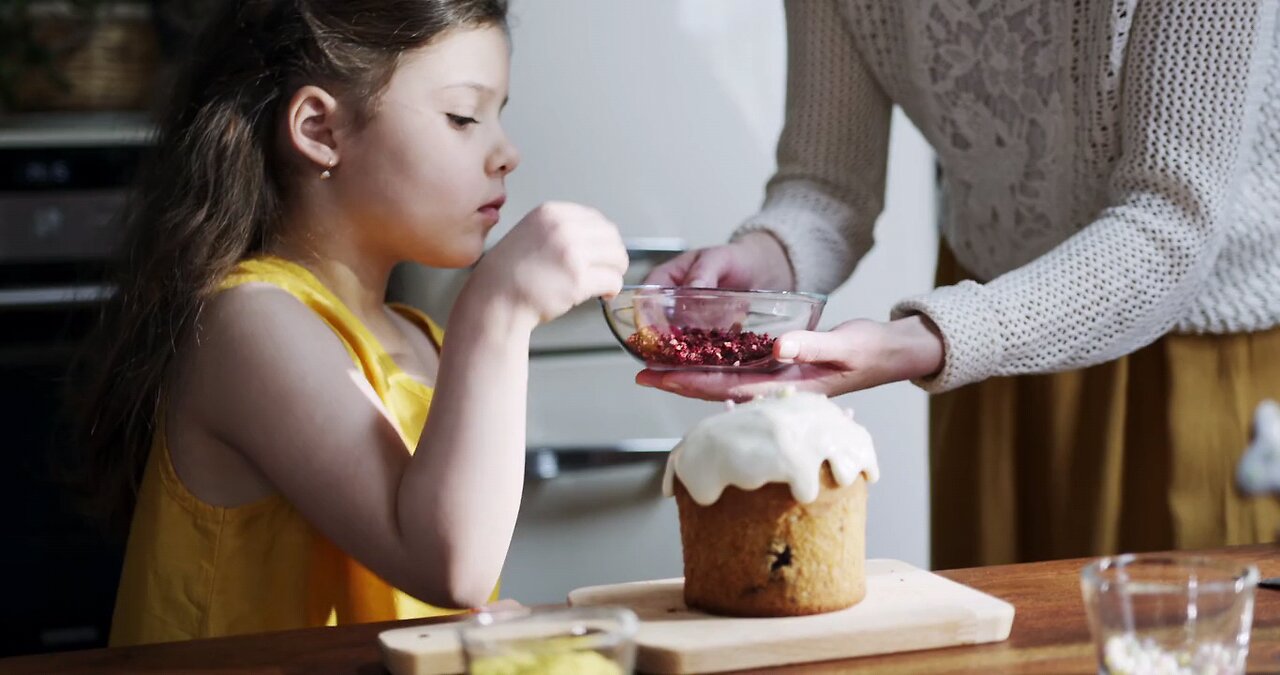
[320, 158, 336, 180]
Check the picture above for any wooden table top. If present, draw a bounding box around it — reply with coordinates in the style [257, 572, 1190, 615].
[5, 544, 1279, 674]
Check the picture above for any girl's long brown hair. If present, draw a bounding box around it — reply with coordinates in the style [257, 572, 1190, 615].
[73, 0, 508, 536]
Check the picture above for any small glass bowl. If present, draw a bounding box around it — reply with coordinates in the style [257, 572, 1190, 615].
[599, 285, 826, 372]
[1081, 554, 1259, 675]
[458, 606, 638, 675]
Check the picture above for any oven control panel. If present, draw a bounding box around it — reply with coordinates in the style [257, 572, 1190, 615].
[0, 116, 150, 264]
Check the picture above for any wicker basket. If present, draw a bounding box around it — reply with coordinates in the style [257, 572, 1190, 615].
[11, 3, 161, 112]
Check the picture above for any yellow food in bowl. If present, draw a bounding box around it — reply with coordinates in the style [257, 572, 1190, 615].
[468, 647, 623, 675]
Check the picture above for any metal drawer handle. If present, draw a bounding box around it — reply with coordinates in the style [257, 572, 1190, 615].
[525, 438, 677, 481]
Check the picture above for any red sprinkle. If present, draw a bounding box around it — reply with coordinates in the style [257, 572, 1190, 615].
[627, 326, 775, 367]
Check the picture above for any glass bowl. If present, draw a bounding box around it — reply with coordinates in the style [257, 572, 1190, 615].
[458, 606, 638, 675]
[1081, 554, 1259, 675]
[599, 285, 826, 371]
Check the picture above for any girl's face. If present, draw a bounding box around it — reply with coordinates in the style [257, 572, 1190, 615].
[333, 25, 519, 268]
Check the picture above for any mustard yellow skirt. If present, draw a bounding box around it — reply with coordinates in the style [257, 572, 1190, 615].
[930, 247, 1280, 569]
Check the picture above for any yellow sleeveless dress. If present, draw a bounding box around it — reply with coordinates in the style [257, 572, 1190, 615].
[110, 256, 490, 646]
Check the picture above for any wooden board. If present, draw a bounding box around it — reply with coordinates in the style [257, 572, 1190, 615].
[380, 623, 464, 675]
[379, 559, 1014, 675]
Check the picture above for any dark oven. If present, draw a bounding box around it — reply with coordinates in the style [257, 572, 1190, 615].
[0, 114, 147, 656]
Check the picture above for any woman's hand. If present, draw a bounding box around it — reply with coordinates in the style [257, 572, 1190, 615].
[645, 231, 794, 291]
[636, 315, 946, 400]
[469, 201, 629, 331]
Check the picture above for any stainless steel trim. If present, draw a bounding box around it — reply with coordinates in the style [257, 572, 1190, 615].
[0, 284, 115, 308]
[0, 112, 155, 149]
[525, 438, 677, 481]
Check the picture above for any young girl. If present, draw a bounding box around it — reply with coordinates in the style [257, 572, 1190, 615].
[74, 0, 628, 645]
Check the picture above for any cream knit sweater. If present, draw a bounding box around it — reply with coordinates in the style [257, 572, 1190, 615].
[736, 0, 1280, 392]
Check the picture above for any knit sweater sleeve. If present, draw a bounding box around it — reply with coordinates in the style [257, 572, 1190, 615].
[731, 0, 892, 294]
[892, 0, 1277, 393]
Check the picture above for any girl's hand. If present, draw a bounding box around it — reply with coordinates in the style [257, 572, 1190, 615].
[645, 231, 794, 291]
[470, 201, 629, 329]
[635, 315, 946, 400]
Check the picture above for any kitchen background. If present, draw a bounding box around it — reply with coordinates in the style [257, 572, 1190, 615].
[0, 0, 937, 658]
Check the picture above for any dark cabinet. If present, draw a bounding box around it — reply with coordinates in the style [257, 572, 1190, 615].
[0, 113, 148, 656]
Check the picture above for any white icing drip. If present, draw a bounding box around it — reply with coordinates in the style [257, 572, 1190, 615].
[662, 391, 879, 506]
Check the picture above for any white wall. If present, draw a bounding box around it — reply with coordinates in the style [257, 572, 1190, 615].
[401, 0, 939, 600]
[496, 0, 788, 247]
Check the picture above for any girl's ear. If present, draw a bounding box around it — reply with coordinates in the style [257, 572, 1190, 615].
[285, 85, 342, 172]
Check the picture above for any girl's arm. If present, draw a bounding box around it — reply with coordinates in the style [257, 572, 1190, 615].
[401, 202, 628, 605]
[177, 202, 626, 608]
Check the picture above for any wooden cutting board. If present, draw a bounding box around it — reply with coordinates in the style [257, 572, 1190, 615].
[379, 559, 1015, 675]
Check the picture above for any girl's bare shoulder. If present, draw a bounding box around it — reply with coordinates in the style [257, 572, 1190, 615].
[195, 282, 345, 361]
[170, 282, 365, 435]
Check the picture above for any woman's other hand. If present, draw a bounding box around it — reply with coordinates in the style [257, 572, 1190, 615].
[635, 315, 945, 400]
[644, 231, 794, 291]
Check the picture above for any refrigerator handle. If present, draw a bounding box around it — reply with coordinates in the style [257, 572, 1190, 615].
[624, 238, 686, 261]
[622, 238, 686, 286]
[525, 438, 677, 481]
